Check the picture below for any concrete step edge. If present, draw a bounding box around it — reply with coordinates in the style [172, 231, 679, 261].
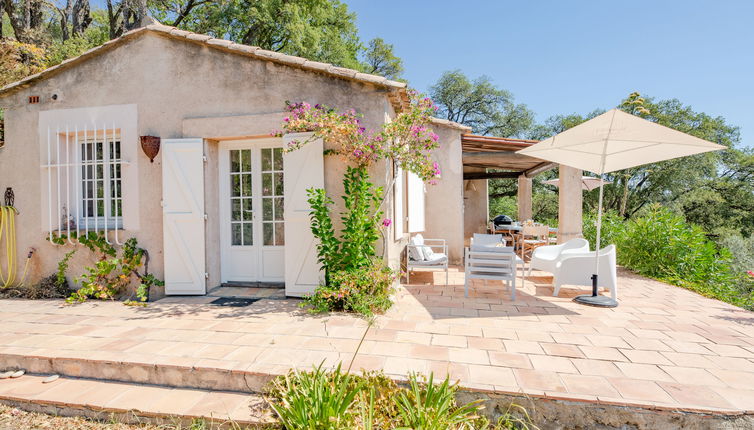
[0, 374, 277, 428]
[0, 353, 276, 393]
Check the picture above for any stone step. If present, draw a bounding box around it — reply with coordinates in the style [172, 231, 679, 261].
[0, 373, 276, 427]
[0, 353, 276, 393]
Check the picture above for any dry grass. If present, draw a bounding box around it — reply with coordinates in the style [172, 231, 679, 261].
[0, 404, 252, 430]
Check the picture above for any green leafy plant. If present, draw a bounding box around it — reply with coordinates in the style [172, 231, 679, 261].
[394, 372, 482, 430]
[268, 362, 363, 429]
[303, 259, 396, 317]
[583, 205, 754, 309]
[60, 236, 163, 305]
[56, 250, 76, 287]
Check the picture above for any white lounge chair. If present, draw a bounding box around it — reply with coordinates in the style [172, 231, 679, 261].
[406, 234, 448, 285]
[552, 244, 618, 300]
[527, 238, 590, 278]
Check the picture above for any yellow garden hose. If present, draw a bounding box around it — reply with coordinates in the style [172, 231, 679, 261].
[0, 205, 31, 288]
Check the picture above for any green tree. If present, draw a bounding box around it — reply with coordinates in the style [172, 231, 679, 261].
[360, 37, 403, 79]
[429, 70, 534, 137]
[149, 0, 364, 69]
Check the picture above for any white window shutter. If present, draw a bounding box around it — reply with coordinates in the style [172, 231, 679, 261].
[283, 133, 325, 297]
[407, 172, 425, 233]
[393, 168, 404, 239]
[161, 138, 206, 295]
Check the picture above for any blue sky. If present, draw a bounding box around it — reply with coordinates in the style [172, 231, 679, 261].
[346, 0, 753, 147]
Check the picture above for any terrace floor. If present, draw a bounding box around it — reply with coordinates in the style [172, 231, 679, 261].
[1, 267, 754, 416]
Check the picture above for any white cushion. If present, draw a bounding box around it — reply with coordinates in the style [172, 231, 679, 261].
[410, 253, 447, 266]
[409, 235, 426, 261]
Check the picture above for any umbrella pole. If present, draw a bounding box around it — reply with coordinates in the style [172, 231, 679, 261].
[574, 172, 617, 307]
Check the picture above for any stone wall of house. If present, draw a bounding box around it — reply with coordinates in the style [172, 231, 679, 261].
[423, 122, 466, 264]
[463, 168, 490, 246]
[0, 32, 404, 296]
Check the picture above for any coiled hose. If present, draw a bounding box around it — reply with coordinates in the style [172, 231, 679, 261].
[0, 206, 32, 288]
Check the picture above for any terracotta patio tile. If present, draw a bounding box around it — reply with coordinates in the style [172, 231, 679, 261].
[571, 359, 624, 378]
[540, 343, 584, 358]
[409, 345, 449, 361]
[448, 348, 489, 365]
[607, 378, 675, 404]
[481, 327, 517, 340]
[710, 386, 754, 410]
[578, 346, 627, 362]
[704, 343, 754, 358]
[468, 364, 516, 386]
[620, 349, 672, 365]
[488, 351, 532, 369]
[614, 363, 674, 382]
[622, 337, 672, 352]
[503, 340, 544, 354]
[529, 355, 578, 374]
[467, 337, 504, 351]
[550, 333, 591, 346]
[105, 384, 173, 412]
[560, 374, 620, 398]
[384, 357, 428, 375]
[448, 325, 483, 337]
[513, 369, 566, 392]
[431, 334, 468, 348]
[663, 340, 714, 355]
[427, 361, 469, 382]
[661, 366, 726, 387]
[395, 331, 432, 345]
[660, 351, 719, 369]
[222, 346, 264, 362]
[658, 382, 735, 409]
[185, 391, 249, 420]
[584, 334, 630, 348]
[707, 369, 754, 390]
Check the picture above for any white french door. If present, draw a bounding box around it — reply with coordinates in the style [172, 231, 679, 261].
[219, 139, 285, 283]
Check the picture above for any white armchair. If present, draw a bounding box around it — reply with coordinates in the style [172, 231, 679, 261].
[527, 238, 590, 278]
[552, 244, 618, 300]
[406, 234, 449, 285]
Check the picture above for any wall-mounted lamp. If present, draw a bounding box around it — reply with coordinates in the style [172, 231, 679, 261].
[140, 136, 161, 163]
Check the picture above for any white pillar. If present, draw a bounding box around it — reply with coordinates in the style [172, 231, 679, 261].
[558, 165, 583, 243]
[517, 175, 532, 221]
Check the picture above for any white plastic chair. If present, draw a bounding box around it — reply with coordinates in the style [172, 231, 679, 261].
[552, 244, 618, 300]
[527, 238, 590, 278]
[406, 234, 448, 285]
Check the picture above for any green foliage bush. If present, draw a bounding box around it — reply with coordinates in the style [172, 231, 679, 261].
[304, 166, 395, 317]
[267, 364, 534, 429]
[583, 205, 754, 309]
[304, 259, 396, 317]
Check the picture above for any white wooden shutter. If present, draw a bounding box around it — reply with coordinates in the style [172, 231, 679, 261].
[283, 133, 324, 297]
[393, 168, 404, 239]
[161, 138, 206, 295]
[407, 172, 425, 233]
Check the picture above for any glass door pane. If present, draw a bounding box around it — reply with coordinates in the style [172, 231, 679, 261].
[260, 147, 284, 245]
[229, 149, 253, 246]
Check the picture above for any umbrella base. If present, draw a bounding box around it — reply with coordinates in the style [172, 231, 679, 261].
[574, 294, 618, 308]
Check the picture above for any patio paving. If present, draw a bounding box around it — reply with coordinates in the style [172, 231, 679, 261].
[1, 267, 754, 416]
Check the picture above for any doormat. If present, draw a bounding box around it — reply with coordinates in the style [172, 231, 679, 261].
[209, 297, 261, 307]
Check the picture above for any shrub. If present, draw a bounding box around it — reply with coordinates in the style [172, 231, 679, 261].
[583, 205, 753, 309]
[303, 259, 396, 317]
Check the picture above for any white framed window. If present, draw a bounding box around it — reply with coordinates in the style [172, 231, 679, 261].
[80, 135, 123, 229]
[38, 104, 139, 242]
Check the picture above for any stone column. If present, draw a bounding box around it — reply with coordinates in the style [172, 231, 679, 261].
[557, 165, 583, 243]
[517, 175, 532, 221]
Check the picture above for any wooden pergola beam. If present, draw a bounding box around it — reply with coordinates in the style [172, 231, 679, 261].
[463, 171, 521, 180]
[524, 162, 557, 178]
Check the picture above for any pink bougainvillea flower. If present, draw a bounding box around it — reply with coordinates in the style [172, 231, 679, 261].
[748, 270, 754, 277]
[382, 218, 392, 227]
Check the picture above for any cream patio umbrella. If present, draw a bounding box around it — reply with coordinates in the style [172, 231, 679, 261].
[543, 176, 612, 191]
[518, 109, 725, 307]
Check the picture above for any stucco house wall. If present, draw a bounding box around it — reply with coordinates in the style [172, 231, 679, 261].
[423, 120, 469, 264]
[463, 168, 489, 245]
[0, 30, 411, 296]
